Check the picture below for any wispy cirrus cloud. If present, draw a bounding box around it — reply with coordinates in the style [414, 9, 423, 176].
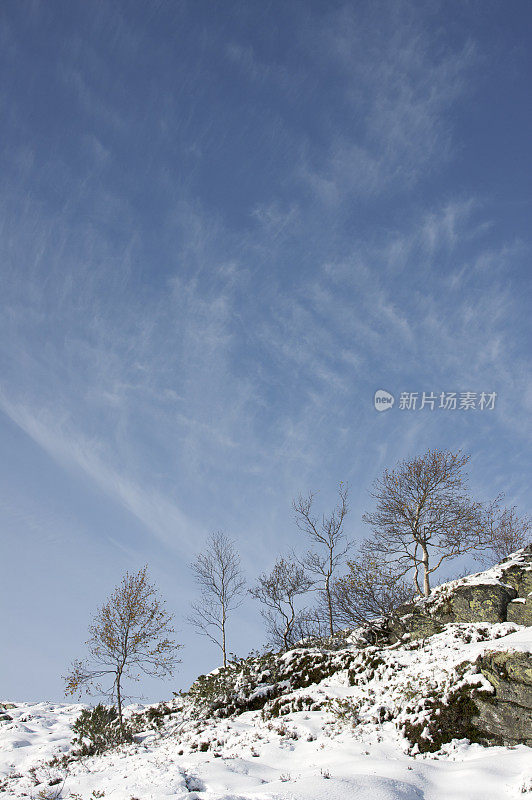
[0, 391, 202, 554]
[298, 5, 478, 203]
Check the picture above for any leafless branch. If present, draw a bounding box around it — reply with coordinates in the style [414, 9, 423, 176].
[292, 483, 352, 635]
[331, 553, 414, 627]
[250, 558, 314, 650]
[362, 449, 494, 596]
[188, 531, 245, 667]
[476, 503, 531, 566]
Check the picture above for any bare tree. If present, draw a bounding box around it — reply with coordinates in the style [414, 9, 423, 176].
[363, 449, 494, 597]
[296, 607, 332, 642]
[331, 553, 413, 628]
[293, 483, 351, 636]
[478, 504, 531, 566]
[250, 558, 314, 650]
[188, 531, 245, 668]
[64, 566, 181, 733]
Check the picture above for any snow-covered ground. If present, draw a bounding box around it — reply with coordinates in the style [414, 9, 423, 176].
[1, 622, 531, 800]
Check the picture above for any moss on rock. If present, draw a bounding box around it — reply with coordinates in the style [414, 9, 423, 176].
[507, 597, 532, 626]
[446, 583, 516, 624]
[472, 650, 532, 746]
[478, 650, 532, 707]
[498, 545, 532, 598]
[387, 581, 517, 644]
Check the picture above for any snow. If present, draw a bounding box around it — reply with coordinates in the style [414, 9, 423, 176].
[430, 547, 531, 598]
[466, 625, 532, 656]
[1, 622, 531, 799]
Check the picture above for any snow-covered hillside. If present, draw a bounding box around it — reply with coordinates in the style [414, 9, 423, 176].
[1, 617, 531, 800]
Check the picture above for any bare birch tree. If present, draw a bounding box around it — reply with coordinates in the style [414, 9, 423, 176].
[64, 566, 181, 733]
[188, 531, 245, 667]
[478, 504, 531, 566]
[293, 483, 351, 636]
[250, 557, 314, 650]
[363, 449, 493, 597]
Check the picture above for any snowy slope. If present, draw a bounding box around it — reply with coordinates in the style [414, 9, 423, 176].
[1, 621, 531, 800]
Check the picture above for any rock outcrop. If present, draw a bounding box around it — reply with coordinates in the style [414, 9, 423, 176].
[386, 582, 516, 642]
[383, 546, 532, 746]
[387, 545, 532, 643]
[474, 649, 532, 746]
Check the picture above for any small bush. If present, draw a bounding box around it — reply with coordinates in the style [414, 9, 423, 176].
[128, 701, 174, 731]
[72, 704, 131, 756]
[263, 693, 324, 719]
[347, 650, 385, 685]
[327, 696, 360, 726]
[402, 684, 493, 753]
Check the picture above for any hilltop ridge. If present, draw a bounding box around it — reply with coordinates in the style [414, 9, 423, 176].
[1, 549, 531, 799]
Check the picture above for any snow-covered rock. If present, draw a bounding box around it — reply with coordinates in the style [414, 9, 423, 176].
[387, 544, 532, 642]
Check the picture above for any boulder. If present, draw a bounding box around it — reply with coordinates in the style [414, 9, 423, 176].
[387, 582, 516, 643]
[478, 650, 532, 706]
[507, 597, 532, 626]
[498, 544, 532, 597]
[473, 697, 532, 746]
[443, 582, 517, 624]
[473, 650, 532, 746]
[387, 604, 444, 642]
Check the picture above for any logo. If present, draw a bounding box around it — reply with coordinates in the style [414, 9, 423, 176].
[374, 389, 395, 412]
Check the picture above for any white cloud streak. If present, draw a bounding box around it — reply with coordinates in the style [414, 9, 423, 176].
[299, 5, 478, 202]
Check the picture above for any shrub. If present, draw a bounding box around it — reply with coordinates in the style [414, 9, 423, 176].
[72, 704, 132, 756]
[129, 701, 175, 731]
[263, 693, 324, 719]
[346, 650, 385, 685]
[402, 684, 493, 753]
[327, 696, 361, 726]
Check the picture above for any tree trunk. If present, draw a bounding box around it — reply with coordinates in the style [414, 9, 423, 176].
[285, 603, 295, 650]
[414, 570, 422, 596]
[326, 576, 334, 637]
[421, 544, 430, 597]
[283, 615, 290, 650]
[116, 672, 124, 735]
[222, 617, 227, 668]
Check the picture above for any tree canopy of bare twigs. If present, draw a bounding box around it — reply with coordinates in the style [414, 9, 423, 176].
[332, 554, 413, 628]
[64, 566, 181, 732]
[293, 483, 351, 636]
[478, 504, 531, 566]
[188, 531, 245, 667]
[250, 558, 314, 650]
[363, 448, 495, 597]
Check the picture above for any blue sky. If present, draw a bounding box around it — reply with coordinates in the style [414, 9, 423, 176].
[1, 0, 531, 701]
